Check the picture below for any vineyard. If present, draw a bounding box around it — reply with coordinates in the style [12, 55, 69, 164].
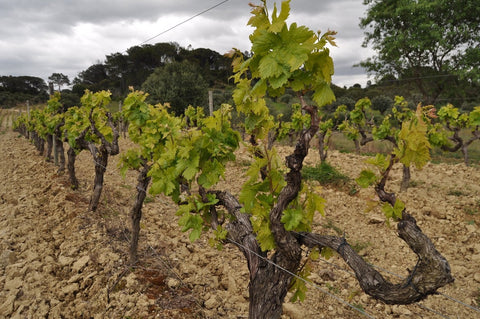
[1, 108, 479, 318]
[1, 1, 480, 318]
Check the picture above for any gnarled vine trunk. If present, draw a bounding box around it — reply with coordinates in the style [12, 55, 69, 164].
[88, 145, 108, 212]
[45, 134, 53, 161]
[129, 161, 151, 265]
[318, 130, 329, 163]
[211, 97, 453, 318]
[55, 136, 65, 173]
[214, 191, 301, 319]
[400, 164, 411, 192]
[297, 210, 453, 304]
[86, 111, 120, 212]
[67, 146, 79, 190]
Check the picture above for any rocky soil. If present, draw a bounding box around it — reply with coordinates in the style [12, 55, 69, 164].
[0, 122, 479, 318]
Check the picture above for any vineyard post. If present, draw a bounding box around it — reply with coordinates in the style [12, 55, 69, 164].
[53, 132, 58, 166]
[209, 90, 213, 116]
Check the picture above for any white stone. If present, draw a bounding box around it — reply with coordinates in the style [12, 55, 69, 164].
[204, 296, 220, 310]
[167, 277, 180, 289]
[72, 255, 90, 273]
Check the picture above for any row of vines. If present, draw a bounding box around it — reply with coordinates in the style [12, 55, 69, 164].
[7, 1, 479, 318]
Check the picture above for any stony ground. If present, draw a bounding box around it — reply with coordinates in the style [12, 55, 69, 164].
[0, 118, 479, 318]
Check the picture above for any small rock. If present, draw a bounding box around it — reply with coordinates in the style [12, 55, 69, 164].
[61, 282, 80, 296]
[283, 302, 304, 319]
[466, 224, 477, 234]
[471, 254, 480, 263]
[58, 255, 74, 267]
[0, 250, 16, 267]
[384, 305, 392, 314]
[392, 305, 412, 316]
[429, 209, 447, 220]
[125, 273, 138, 289]
[204, 296, 220, 310]
[317, 269, 336, 281]
[0, 295, 16, 317]
[72, 255, 90, 273]
[360, 294, 369, 304]
[4, 277, 23, 291]
[167, 277, 180, 289]
[368, 216, 384, 224]
[209, 276, 219, 289]
[473, 272, 480, 283]
[67, 273, 83, 283]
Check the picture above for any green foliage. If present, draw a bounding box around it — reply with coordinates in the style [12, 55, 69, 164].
[289, 265, 310, 303]
[176, 194, 219, 242]
[382, 199, 405, 226]
[209, 225, 229, 250]
[393, 107, 431, 169]
[141, 61, 209, 115]
[302, 162, 349, 187]
[230, 0, 335, 139]
[281, 184, 325, 232]
[356, 170, 377, 188]
[240, 147, 286, 251]
[228, 0, 336, 254]
[359, 0, 480, 103]
[336, 97, 376, 145]
[63, 90, 114, 149]
[470, 106, 480, 126]
[121, 89, 240, 241]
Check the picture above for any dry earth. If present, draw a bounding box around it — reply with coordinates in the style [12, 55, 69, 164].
[0, 120, 480, 318]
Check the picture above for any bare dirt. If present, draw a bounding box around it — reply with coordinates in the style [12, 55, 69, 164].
[0, 126, 479, 318]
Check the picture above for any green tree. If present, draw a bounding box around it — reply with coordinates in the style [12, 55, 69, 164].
[0, 76, 48, 107]
[141, 61, 209, 115]
[48, 73, 70, 91]
[72, 64, 110, 93]
[359, 0, 480, 104]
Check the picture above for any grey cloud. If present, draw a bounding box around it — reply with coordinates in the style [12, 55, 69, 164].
[0, 0, 371, 87]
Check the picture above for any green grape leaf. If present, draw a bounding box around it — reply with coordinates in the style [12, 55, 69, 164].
[178, 212, 204, 242]
[289, 266, 310, 303]
[437, 103, 459, 121]
[251, 214, 276, 251]
[381, 199, 405, 225]
[269, 0, 290, 32]
[469, 106, 480, 127]
[365, 154, 391, 172]
[320, 247, 334, 260]
[281, 208, 303, 231]
[306, 190, 325, 218]
[312, 82, 336, 107]
[356, 170, 377, 188]
[309, 247, 320, 261]
[394, 107, 431, 169]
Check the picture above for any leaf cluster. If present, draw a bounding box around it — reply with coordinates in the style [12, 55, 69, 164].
[62, 90, 114, 149]
[229, 0, 335, 138]
[120, 90, 241, 241]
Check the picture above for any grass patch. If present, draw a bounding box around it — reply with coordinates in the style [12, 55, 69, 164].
[302, 162, 358, 194]
[447, 189, 468, 196]
[351, 241, 371, 254]
[465, 209, 479, 216]
[322, 219, 343, 236]
[408, 180, 425, 188]
[144, 196, 155, 204]
[302, 162, 349, 185]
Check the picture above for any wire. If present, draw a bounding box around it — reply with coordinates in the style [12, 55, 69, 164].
[138, 0, 231, 47]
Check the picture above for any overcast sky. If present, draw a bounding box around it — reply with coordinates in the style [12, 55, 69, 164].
[0, 0, 374, 88]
